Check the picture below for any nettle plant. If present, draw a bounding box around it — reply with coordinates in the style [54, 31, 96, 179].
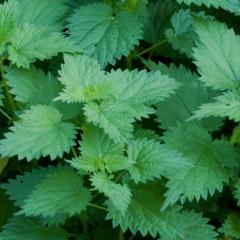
[1, 0, 240, 239]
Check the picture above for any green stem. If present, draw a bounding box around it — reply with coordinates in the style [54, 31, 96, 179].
[68, 233, 79, 238]
[71, 147, 77, 158]
[31, 159, 38, 168]
[230, 125, 240, 145]
[139, 39, 168, 56]
[89, 203, 107, 212]
[0, 60, 16, 116]
[0, 108, 12, 121]
[82, 219, 89, 234]
[115, 171, 126, 183]
[2, 80, 16, 116]
[119, 229, 124, 240]
[126, 53, 133, 70]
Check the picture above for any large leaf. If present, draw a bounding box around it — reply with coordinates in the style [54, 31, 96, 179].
[162, 123, 238, 209]
[0, 105, 77, 161]
[15, 0, 68, 29]
[127, 138, 189, 183]
[106, 181, 217, 239]
[143, 60, 221, 131]
[84, 68, 179, 143]
[193, 18, 240, 91]
[1, 166, 63, 207]
[18, 168, 91, 218]
[5, 66, 61, 105]
[8, 24, 75, 68]
[68, 2, 143, 66]
[4, 66, 82, 120]
[0, 216, 69, 240]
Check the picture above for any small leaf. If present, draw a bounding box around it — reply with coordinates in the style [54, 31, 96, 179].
[90, 172, 131, 215]
[219, 212, 240, 239]
[69, 124, 130, 173]
[191, 91, 240, 122]
[144, 60, 222, 131]
[57, 54, 114, 103]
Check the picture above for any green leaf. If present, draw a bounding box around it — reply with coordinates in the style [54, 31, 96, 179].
[177, 0, 240, 15]
[8, 23, 75, 68]
[56, 54, 115, 103]
[143, 60, 222, 131]
[0, 105, 77, 161]
[127, 138, 190, 183]
[69, 124, 130, 173]
[140, 69, 181, 105]
[4, 66, 82, 120]
[0, 189, 15, 228]
[165, 9, 201, 57]
[18, 168, 91, 218]
[0, 0, 16, 53]
[1, 165, 64, 207]
[68, 2, 143, 66]
[134, 128, 160, 141]
[1, 165, 71, 226]
[90, 172, 131, 214]
[57, 55, 179, 125]
[144, 0, 179, 43]
[162, 124, 238, 209]
[106, 181, 217, 239]
[84, 100, 134, 144]
[84, 69, 179, 143]
[0, 166, 66, 207]
[219, 212, 240, 239]
[193, 18, 240, 90]
[234, 179, 240, 206]
[15, 0, 68, 29]
[191, 91, 240, 122]
[0, 216, 69, 240]
[5, 66, 61, 105]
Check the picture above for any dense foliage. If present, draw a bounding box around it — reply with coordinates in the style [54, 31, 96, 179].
[0, 0, 240, 239]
